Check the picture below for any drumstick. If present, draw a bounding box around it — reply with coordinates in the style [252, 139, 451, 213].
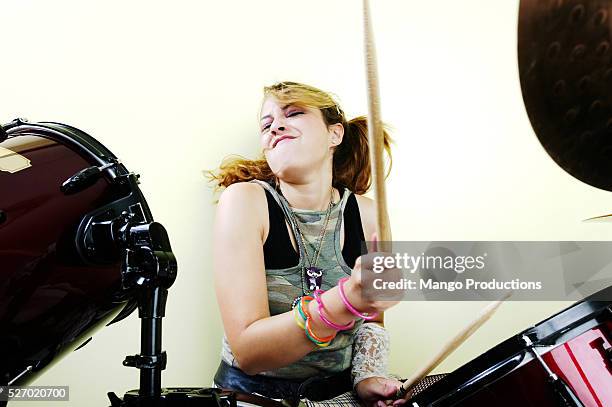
[583, 213, 612, 222]
[363, 0, 391, 244]
[396, 293, 512, 399]
[361, 4, 510, 399]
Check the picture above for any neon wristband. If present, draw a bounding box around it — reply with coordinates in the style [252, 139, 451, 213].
[293, 306, 305, 329]
[338, 277, 378, 320]
[313, 289, 355, 331]
[305, 317, 335, 346]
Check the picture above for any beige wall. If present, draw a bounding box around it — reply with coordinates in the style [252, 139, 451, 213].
[2, 1, 609, 406]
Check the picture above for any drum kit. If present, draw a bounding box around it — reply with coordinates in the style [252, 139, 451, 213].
[1, 0, 612, 406]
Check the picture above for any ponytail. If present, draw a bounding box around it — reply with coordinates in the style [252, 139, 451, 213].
[332, 116, 392, 195]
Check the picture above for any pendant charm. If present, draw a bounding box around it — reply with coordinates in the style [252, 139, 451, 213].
[305, 267, 323, 291]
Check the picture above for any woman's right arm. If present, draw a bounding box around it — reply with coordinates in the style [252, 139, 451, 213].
[213, 182, 327, 374]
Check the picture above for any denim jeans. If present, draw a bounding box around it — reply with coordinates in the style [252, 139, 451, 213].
[213, 361, 352, 402]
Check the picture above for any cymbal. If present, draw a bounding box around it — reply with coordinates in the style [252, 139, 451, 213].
[519, 0, 612, 191]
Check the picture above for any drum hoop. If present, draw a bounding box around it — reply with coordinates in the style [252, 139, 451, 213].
[6, 122, 115, 167]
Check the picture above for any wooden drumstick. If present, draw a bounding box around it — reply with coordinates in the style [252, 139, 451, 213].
[583, 213, 612, 222]
[363, 0, 391, 244]
[361, 3, 510, 400]
[396, 293, 511, 399]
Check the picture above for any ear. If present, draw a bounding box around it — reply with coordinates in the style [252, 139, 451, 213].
[328, 123, 344, 147]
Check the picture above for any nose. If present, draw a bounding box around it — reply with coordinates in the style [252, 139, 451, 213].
[270, 118, 286, 135]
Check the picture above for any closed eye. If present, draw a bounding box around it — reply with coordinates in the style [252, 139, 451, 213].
[261, 110, 303, 132]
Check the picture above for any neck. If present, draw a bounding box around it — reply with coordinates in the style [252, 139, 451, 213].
[278, 175, 336, 211]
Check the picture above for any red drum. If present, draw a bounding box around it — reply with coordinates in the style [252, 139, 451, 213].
[407, 287, 612, 406]
[0, 119, 152, 386]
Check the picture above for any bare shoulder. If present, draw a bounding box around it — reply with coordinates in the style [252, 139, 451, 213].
[216, 182, 268, 237]
[353, 194, 376, 240]
[218, 181, 265, 206]
[354, 194, 375, 211]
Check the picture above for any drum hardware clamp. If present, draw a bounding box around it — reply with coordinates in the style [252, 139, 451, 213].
[123, 352, 167, 370]
[107, 219, 178, 405]
[61, 160, 122, 195]
[521, 335, 585, 407]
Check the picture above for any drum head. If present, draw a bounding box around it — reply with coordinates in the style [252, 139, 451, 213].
[519, 0, 612, 191]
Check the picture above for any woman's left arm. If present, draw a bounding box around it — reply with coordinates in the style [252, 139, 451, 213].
[352, 318, 405, 407]
[352, 196, 404, 406]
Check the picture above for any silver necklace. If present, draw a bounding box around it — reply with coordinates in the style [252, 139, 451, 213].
[287, 187, 335, 306]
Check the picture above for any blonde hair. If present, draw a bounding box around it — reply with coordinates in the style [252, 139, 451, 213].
[206, 81, 392, 195]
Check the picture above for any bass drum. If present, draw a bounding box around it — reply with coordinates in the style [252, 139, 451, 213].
[407, 286, 612, 406]
[0, 119, 151, 386]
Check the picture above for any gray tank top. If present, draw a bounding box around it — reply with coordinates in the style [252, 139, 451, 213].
[220, 180, 364, 379]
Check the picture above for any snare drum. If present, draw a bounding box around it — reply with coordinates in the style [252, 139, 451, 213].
[407, 286, 612, 406]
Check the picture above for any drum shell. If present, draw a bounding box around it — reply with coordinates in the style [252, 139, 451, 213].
[408, 292, 612, 406]
[0, 131, 135, 385]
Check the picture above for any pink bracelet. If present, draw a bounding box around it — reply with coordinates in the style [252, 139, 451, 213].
[313, 289, 355, 331]
[337, 277, 379, 320]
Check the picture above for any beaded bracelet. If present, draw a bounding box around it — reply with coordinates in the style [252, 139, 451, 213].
[337, 277, 379, 320]
[313, 289, 355, 331]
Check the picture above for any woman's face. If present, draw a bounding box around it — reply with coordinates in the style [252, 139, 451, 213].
[260, 97, 342, 180]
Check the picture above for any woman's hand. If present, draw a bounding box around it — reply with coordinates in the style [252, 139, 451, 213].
[344, 234, 402, 315]
[355, 376, 406, 407]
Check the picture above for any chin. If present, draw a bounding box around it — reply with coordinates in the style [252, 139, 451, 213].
[270, 164, 305, 184]
[266, 152, 319, 181]
[266, 154, 295, 176]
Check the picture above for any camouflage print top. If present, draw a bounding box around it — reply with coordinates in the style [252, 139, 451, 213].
[221, 180, 363, 379]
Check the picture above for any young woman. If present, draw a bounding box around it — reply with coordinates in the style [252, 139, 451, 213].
[209, 82, 403, 407]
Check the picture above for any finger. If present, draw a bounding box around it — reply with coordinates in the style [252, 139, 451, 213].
[383, 382, 398, 398]
[371, 232, 378, 252]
